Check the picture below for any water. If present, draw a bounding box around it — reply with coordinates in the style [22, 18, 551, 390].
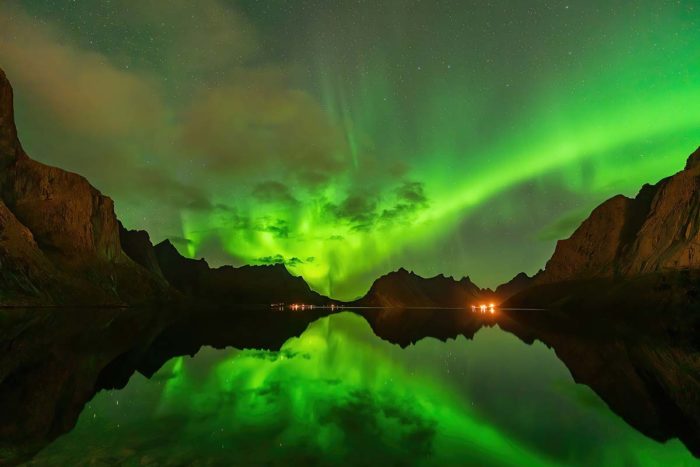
[25, 311, 695, 466]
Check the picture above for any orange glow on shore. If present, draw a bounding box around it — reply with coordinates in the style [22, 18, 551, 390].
[472, 303, 496, 314]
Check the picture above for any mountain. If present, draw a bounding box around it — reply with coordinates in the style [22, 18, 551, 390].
[153, 239, 328, 305]
[353, 267, 483, 308]
[506, 147, 700, 321]
[0, 68, 170, 306]
[494, 271, 536, 302]
[117, 222, 168, 283]
[7, 59, 698, 311]
[538, 148, 700, 284]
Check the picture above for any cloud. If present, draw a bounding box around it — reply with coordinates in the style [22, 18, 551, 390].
[380, 181, 429, 223]
[254, 218, 291, 238]
[179, 73, 348, 179]
[0, 7, 166, 141]
[0, 0, 355, 243]
[396, 181, 428, 205]
[324, 194, 378, 231]
[0, 3, 216, 228]
[0, 0, 435, 294]
[322, 181, 430, 232]
[255, 255, 307, 267]
[252, 181, 298, 205]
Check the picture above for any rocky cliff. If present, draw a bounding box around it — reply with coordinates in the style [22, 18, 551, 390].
[0, 68, 169, 305]
[538, 148, 700, 284]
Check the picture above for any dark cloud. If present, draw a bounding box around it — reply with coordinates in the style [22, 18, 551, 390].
[396, 181, 428, 205]
[324, 194, 378, 231]
[255, 218, 291, 238]
[323, 181, 429, 232]
[252, 181, 298, 204]
[255, 254, 307, 267]
[380, 181, 429, 224]
[212, 206, 292, 240]
[245, 349, 301, 362]
[298, 170, 333, 188]
[213, 205, 251, 230]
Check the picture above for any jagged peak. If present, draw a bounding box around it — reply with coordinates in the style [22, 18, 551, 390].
[154, 239, 208, 265]
[684, 146, 700, 171]
[117, 220, 152, 240]
[155, 239, 178, 251]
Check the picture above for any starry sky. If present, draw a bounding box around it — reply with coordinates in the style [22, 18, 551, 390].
[1, 1, 699, 299]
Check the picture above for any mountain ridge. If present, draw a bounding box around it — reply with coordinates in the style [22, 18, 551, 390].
[352, 267, 485, 308]
[3, 65, 700, 308]
[536, 147, 700, 284]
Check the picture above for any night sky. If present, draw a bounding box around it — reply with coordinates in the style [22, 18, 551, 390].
[1, 1, 698, 299]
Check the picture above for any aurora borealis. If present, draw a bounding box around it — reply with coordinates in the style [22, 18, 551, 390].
[30, 312, 697, 466]
[1, 1, 699, 299]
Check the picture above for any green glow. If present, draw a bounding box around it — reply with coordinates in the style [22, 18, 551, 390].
[176, 5, 700, 299]
[4, 2, 700, 298]
[31, 313, 697, 466]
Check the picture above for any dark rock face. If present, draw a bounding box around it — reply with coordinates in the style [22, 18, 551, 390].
[153, 240, 328, 305]
[1, 158, 122, 263]
[118, 222, 168, 283]
[0, 199, 56, 304]
[0, 68, 169, 305]
[353, 267, 483, 308]
[538, 148, 700, 284]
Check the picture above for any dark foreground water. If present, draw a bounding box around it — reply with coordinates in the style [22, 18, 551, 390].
[25, 311, 695, 467]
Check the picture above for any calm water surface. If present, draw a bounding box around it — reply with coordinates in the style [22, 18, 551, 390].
[27, 312, 696, 466]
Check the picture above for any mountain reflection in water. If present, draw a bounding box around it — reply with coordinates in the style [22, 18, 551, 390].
[12, 309, 696, 467]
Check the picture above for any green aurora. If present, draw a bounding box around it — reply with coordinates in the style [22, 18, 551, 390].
[1, 1, 699, 299]
[29, 312, 697, 466]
